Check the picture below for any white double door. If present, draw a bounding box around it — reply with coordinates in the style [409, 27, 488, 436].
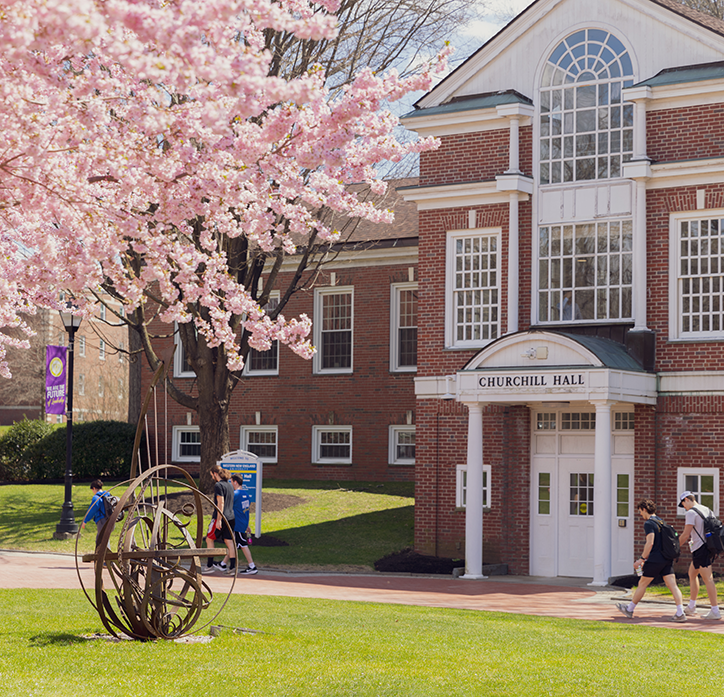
[530, 421, 634, 578]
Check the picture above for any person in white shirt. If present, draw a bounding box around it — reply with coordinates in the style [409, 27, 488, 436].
[678, 491, 721, 620]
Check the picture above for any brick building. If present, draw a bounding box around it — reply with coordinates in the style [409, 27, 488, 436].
[401, 0, 724, 582]
[142, 181, 419, 483]
[0, 299, 129, 426]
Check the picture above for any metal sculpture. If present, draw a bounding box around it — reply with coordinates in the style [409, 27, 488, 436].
[76, 465, 236, 640]
[76, 346, 235, 641]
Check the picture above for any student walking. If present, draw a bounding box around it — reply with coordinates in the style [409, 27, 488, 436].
[231, 474, 258, 575]
[678, 491, 721, 620]
[201, 465, 236, 574]
[616, 499, 686, 622]
[80, 479, 109, 548]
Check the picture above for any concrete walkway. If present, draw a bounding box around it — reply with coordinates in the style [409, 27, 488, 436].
[2, 550, 722, 634]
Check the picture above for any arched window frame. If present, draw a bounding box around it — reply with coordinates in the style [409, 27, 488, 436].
[539, 29, 635, 185]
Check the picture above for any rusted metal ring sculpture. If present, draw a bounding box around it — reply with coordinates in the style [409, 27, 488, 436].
[75, 465, 236, 640]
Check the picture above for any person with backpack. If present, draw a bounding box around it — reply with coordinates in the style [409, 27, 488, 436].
[201, 465, 236, 574]
[616, 499, 687, 622]
[677, 491, 721, 620]
[230, 474, 258, 575]
[80, 478, 109, 548]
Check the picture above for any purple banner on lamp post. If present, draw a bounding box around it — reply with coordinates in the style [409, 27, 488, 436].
[46, 345, 67, 415]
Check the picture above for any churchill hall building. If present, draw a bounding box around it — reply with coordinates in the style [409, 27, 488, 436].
[402, 0, 724, 583]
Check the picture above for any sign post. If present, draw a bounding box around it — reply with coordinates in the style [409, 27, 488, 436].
[218, 450, 263, 538]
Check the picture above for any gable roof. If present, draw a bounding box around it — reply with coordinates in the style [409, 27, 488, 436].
[414, 0, 724, 111]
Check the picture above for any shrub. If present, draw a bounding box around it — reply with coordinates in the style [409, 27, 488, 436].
[26, 420, 141, 481]
[0, 418, 55, 481]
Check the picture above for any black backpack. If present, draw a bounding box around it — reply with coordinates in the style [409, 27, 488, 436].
[101, 492, 124, 523]
[653, 517, 680, 561]
[692, 506, 724, 555]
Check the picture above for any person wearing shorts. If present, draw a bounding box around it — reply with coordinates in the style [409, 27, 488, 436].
[231, 474, 258, 575]
[201, 465, 236, 574]
[678, 491, 721, 620]
[616, 499, 686, 622]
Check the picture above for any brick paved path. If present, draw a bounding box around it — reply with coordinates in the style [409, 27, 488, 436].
[2, 550, 722, 634]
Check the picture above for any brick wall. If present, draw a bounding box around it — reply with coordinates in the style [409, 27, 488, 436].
[647, 105, 724, 163]
[141, 261, 418, 482]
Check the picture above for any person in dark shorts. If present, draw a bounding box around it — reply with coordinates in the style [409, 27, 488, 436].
[616, 499, 686, 622]
[678, 491, 721, 619]
[230, 474, 258, 575]
[201, 465, 236, 574]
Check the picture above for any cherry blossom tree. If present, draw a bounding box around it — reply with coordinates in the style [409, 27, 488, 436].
[0, 0, 449, 488]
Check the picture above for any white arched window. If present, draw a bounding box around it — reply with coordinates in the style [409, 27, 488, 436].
[537, 30, 635, 324]
[539, 29, 634, 184]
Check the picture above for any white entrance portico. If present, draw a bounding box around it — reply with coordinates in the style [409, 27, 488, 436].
[416, 330, 657, 584]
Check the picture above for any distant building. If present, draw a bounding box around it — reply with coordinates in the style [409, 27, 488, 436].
[0, 297, 130, 425]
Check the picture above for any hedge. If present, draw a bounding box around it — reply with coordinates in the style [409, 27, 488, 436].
[0, 419, 141, 481]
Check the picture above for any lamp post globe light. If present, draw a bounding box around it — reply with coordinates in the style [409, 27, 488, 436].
[53, 304, 82, 540]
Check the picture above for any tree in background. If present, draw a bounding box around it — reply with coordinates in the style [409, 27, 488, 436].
[676, 0, 724, 18]
[0, 0, 451, 489]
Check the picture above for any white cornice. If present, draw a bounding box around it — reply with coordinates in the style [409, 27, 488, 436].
[269, 244, 418, 274]
[400, 108, 511, 138]
[400, 181, 529, 210]
[647, 157, 724, 189]
[637, 79, 724, 111]
[659, 371, 724, 395]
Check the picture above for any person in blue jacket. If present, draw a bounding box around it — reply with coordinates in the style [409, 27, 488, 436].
[230, 474, 258, 575]
[81, 479, 108, 547]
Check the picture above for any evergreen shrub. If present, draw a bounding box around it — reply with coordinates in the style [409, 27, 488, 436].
[0, 418, 54, 481]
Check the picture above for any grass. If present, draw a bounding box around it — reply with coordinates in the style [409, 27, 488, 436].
[0, 479, 415, 568]
[1, 589, 724, 697]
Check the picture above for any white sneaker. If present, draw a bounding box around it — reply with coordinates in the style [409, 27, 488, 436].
[684, 606, 698, 616]
[670, 613, 687, 623]
[704, 610, 722, 620]
[616, 602, 633, 618]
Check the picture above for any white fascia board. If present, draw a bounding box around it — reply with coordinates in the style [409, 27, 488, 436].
[659, 371, 724, 395]
[496, 103, 535, 120]
[415, 0, 553, 109]
[417, 369, 657, 404]
[401, 181, 525, 210]
[647, 157, 724, 189]
[641, 80, 724, 111]
[269, 244, 417, 274]
[400, 109, 509, 138]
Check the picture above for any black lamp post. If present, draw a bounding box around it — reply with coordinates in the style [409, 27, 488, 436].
[53, 305, 82, 539]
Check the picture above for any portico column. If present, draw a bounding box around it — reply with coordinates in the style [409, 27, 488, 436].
[507, 192, 519, 333]
[463, 402, 487, 579]
[590, 400, 613, 587]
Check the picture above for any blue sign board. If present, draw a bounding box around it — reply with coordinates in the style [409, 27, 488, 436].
[218, 450, 263, 537]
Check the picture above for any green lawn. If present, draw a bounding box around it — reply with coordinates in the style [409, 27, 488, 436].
[1, 589, 723, 696]
[0, 479, 415, 568]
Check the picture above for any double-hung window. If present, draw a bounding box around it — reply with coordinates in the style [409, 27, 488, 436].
[314, 287, 353, 373]
[390, 283, 417, 372]
[173, 322, 195, 378]
[389, 425, 415, 465]
[240, 425, 278, 464]
[446, 230, 500, 348]
[172, 425, 201, 462]
[312, 426, 352, 464]
[677, 468, 719, 516]
[455, 464, 492, 509]
[670, 213, 724, 339]
[246, 293, 280, 375]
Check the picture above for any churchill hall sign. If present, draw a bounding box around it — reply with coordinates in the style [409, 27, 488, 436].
[478, 372, 586, 389]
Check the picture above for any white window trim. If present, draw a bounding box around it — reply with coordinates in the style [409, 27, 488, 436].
[669, 209, 724, 341]
[313, 286, 354, 374]
[99, 339, 106, 361]
[78, 373, 85, 396]
[244, 291, 281, 376]
[676, 467, 719, 517]
[456, 464, 492, 509]
[77, 335, 86, 357]
[390, 282, 417, 373]
[388, 425, 415, 465]
[445, 228, 501, 349]
[312, 425, 353, 465]
[173, 322, 195, 378]
[172, 425, 201, 463]
[240, 425, 278, 464]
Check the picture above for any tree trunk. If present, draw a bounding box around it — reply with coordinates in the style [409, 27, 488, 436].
[196, 371, 231, 494]
[127, 323, 143, 425]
